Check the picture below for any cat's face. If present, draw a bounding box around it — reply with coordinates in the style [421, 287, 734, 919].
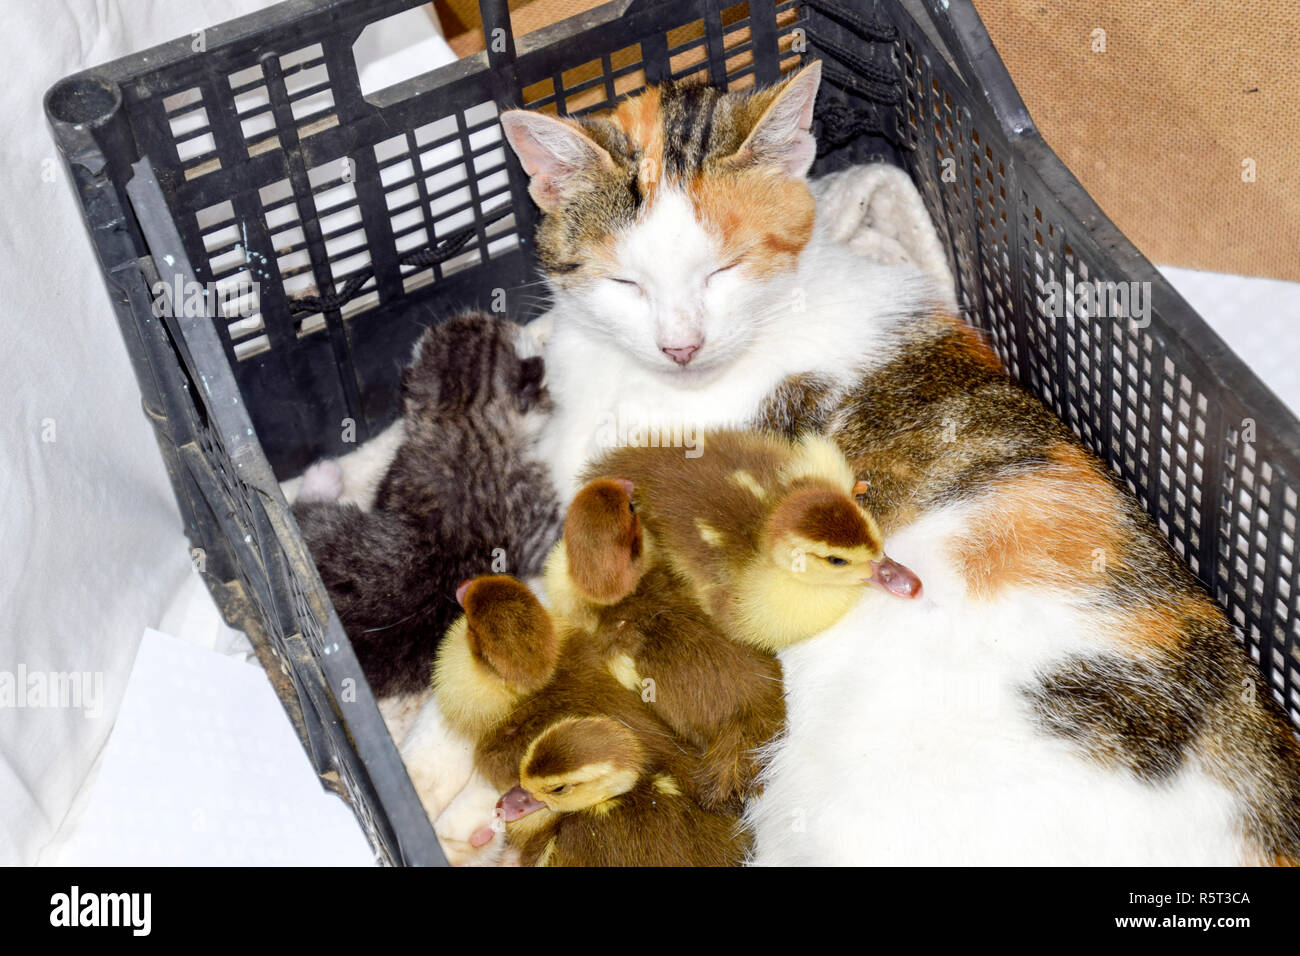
[501, 63, 822, 375]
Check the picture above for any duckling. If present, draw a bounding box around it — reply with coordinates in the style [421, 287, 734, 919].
[584, 429, 923, 652]
[495, 715, 750, 866]
[425, 494, 693, 798]
[413, 574, 569, 863]
[470, 601, 684, 795]
[553, 476, 785, 808]
[544, 477, 651, 631]
[431, 574, 562, 744]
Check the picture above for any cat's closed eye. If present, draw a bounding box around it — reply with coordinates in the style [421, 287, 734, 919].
[608, 277, 644, 294]
[707, 261, 743, 284]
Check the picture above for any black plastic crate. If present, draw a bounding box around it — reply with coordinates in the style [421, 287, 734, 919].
[46, 0, 1300, 866]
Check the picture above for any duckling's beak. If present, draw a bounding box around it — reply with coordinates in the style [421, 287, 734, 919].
[497, 785, 547, 821]
[866, 555, 923, 599]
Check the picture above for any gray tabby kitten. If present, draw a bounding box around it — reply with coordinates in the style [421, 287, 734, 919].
[294, 312, 562, 698]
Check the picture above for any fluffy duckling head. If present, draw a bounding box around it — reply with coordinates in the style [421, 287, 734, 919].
[767, 485, 922, 599]
[561, 478, 649, 606]
[459, 575, 559, 686]
[432, 575, 559, 740]
[497, 716, 648, 821]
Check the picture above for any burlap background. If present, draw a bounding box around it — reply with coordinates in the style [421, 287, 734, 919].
[975, 1, 1298, 282]
[433, 0, 1298, 281]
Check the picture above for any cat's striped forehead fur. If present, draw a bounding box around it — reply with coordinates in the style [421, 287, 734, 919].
[500, 63, 821, 284]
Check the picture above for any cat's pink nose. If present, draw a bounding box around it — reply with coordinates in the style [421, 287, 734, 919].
[662, 343, 701, 365]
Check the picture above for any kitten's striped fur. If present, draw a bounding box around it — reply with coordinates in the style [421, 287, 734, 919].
[295, 313, 562, 699]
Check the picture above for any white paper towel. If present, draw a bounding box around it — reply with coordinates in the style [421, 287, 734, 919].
[46, 628, 375, 866]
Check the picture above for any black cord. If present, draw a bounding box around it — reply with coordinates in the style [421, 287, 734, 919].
[804, 0, 899, 43]
[816, 100, 889, 155]
[801, 0, 908, 153]
[809, 25, 899, 92]
[818, 56, 899, 107]
[288, 205, 515, 316]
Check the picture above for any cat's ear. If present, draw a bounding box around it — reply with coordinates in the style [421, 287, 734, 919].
[500, 111, 614, 211]
[516, 356, 546, 411]
[401, 327, 442, 405]
[731, 60, 822, 178]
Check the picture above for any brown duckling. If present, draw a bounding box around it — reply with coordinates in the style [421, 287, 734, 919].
[431, 574, 562, 744]
[421, 574, 566, 861]
[541, 477, 651, 632]
[495, 715, 749, 866]
[436, 495, 695, 799]
[470, 597, 684, 796]
[555, 477, 647, 608]
[584, 429, 923, 652]
[551, 476, 785, 808]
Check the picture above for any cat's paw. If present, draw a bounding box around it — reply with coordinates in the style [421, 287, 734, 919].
[297, 459, 345, 503]
[434, 774, 510, 866]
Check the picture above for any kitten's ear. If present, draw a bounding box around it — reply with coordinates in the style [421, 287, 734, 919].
[731, 60, 822, 178]
[516, 356, 546, 411]
[500, 111, 614, 211]
[401, 328, 442, 405]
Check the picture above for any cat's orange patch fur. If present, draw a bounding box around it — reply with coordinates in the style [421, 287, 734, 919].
[954, 322, 1004, 372]
[601, 89, 814, 275]
[1117, 604, 1217, 657]
[687, 170, 815, 279]
[1242, 847, 1300, 866]
[953, 443, 1122, 601]
[611, 87, 665, 199]
[956, 441, 1230, 658]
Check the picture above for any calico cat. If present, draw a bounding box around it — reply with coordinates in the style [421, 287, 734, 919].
[294, 312, 563, 699]
[500, 63, 1300, 863]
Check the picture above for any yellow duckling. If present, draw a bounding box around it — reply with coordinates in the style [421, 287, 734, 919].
[431, 574, 562, 744]
[584, 429, 922, 652]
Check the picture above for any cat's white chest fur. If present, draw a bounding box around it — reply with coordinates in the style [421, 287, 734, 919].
[744, 507, 1244, 865]
[538, 321, 783, 493]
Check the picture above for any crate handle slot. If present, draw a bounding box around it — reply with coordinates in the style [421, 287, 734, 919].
[353, 1, 460, 101]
